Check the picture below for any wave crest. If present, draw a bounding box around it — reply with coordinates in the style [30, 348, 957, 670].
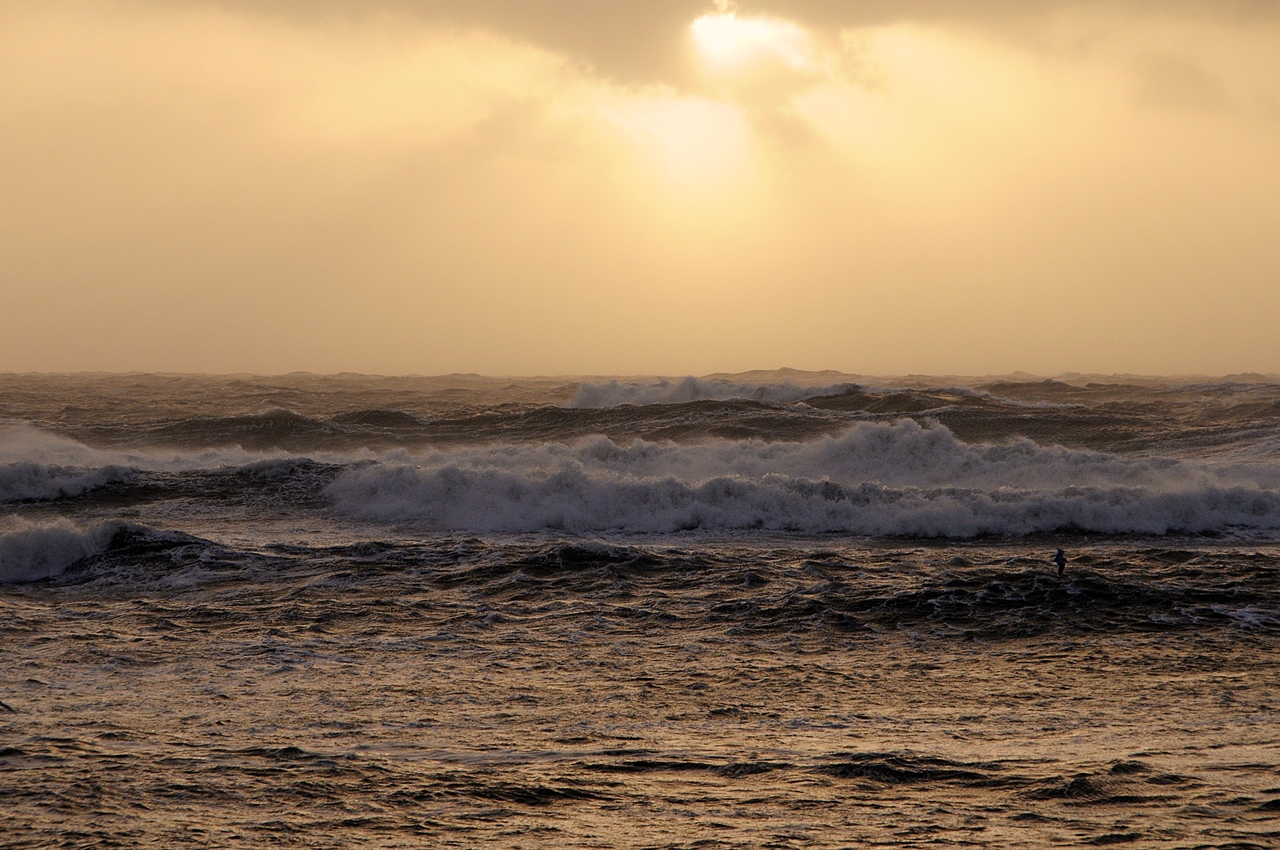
[0, 519, 119, 583]
[0, 462, 133, 503]
[325, 422, 1280, 535]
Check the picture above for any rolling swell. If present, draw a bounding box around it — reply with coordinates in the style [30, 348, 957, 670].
[806, 381, 1280, 455]
[458, 541, 1280, 637]
[59, 399, 844, 450]
[193, 536, 1280, 636]
[10, 376, 1280, 460]
[567, 376, 861, 407]
[10, 528, 1276, 638]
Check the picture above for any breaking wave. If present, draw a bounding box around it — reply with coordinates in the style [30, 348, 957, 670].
[0, 519, 119, 583]
[0, 462, 133, 503]
[0, 421, 354, 501]
[326, 421, 1280, 536]
[0, 423, 134, 502]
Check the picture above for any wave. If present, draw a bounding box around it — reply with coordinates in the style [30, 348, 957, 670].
[12, 378, 1279, 458]
[0, 462, 134, 503]
[0, 420, 357, 490]
[567, 378, 1085, 412]
[142, 408, 343, 449]
[325, 421, 1280, 536]
[0, 519, 242, 585]
[0, 421, 273, 469]
[0, 420, 114, 467]
[567, 377, 860, 408]
[0, 423, 135, 502]
[0, 519, 119, 583]
[8, 417, 1280, 538]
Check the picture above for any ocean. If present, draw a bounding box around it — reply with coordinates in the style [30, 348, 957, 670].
[2, 371, 1279, 848]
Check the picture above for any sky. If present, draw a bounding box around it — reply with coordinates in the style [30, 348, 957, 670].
[2, 0, 1279, 376]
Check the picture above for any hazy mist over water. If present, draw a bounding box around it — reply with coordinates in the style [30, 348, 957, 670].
[2, 371, 1280, 847]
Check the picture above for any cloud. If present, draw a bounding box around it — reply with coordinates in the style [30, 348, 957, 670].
[1, 0, 1279, 375]
[1134, 54, 1231, 112]
[186, 0, 1280, 84]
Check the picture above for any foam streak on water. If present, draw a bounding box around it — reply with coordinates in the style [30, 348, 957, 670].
[2, 372, 1279, 847]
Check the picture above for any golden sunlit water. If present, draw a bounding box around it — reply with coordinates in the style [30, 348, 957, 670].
[5, 545, 1280, 848]
[2, 372, 1280, 847]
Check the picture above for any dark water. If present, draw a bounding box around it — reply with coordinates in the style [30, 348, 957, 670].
[2, 372, 1279, 847]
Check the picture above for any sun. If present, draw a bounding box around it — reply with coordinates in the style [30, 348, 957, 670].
[690, 8, 814, 75]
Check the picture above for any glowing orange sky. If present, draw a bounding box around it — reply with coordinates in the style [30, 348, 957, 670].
[2, 0, 1278, 375]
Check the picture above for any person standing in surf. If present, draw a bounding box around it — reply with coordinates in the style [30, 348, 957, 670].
[1053, 548, 1067, 577]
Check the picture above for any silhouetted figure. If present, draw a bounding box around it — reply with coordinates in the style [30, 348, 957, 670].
[1053, 548, 1067, 577]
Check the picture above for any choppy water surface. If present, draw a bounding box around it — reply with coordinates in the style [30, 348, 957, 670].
[2, 372, 1279, 847]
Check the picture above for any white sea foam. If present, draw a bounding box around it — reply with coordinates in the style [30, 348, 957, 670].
[567, 377, 857, 407]
[0, 518, 118, 583]
[325, 421, 1280, 535]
